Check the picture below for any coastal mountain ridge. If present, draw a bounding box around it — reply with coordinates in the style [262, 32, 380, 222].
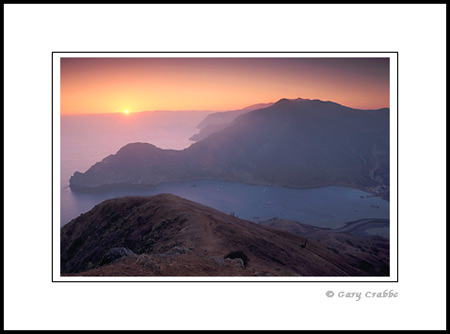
[70, 97, 389, 198]
[190, 102, 275, 141]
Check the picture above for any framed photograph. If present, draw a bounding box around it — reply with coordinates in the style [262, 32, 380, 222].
[5, 3, 446, 331]
[52, 52, 398, 282]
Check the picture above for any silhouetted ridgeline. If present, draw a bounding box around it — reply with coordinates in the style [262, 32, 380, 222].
[196, 102, 274, 130]
[190, 102, 274, 141]
[70, 98, 389, 197]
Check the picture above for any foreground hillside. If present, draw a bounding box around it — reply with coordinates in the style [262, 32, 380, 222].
[61, 194, 389, 276]
[70, 98, 389, 198]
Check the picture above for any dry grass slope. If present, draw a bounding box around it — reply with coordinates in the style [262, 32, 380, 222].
[61, 194, 389, 277]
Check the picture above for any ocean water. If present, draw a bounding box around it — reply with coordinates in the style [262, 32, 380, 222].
[61, 178, 389, 229]
[60, 113, 389, 229]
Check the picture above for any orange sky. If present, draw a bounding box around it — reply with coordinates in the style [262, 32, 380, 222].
[60, 57, 389, 115]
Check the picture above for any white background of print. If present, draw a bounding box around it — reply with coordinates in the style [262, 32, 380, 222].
[4, 4, 446, 330]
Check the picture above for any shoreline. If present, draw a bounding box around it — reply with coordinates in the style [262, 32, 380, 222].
[68, 176, 390, 201]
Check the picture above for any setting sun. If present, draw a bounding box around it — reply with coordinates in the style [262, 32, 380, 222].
[124, 110, 129, 114]
[60, 58, 390, 115]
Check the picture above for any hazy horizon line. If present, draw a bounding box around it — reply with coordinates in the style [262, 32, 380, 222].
[60, 97, 389, 116]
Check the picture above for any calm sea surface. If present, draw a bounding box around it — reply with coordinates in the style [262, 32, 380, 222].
[60, 113, 389, 230]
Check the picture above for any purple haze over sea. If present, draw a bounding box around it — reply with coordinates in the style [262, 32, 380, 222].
[60, 111, 389, 232]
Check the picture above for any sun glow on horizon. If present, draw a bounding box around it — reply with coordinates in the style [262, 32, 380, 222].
[60, 58, 390, 115]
